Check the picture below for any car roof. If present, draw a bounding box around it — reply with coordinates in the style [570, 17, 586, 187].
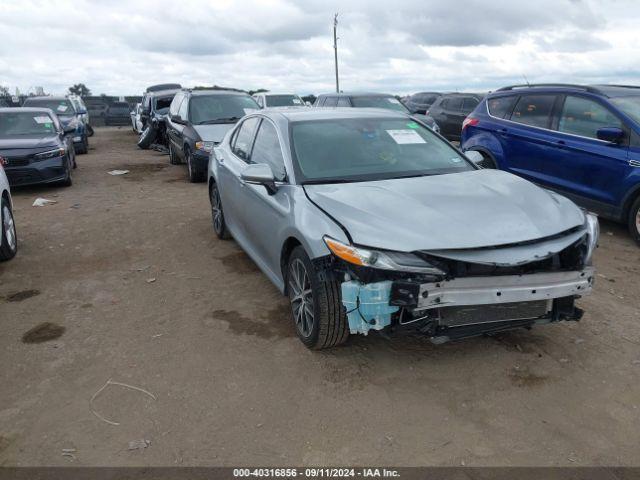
[260, 107, 408, 124]
[0, 107, 55, 114]
[317, 92, 394, 98]
[491, 84, 640, 99]
[146, 89, 180, 97]
[23, 96, 69, 102]
[187, 89, 250, 97]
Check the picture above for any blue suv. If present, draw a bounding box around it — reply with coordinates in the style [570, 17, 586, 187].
[461, 84, 640, 244]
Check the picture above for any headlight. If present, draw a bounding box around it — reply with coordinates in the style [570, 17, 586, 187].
[195, 141, 215, 153]
[584, 212, 599, 265]
[323, 236, 444, 274]
[34, 147, 66, 160]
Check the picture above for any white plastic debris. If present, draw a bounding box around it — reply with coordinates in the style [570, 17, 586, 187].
[108, 170, 129, 176]
[128, 439, 151, 450]
[32, 198, 57, 207]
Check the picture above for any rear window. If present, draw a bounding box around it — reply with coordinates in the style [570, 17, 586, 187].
[442, 97, 463, 111]
[0, 111, 57, 137]
[265, 95, 303, 107]
[462, 97, 480, 112]
[510, 94, 557, 128]
[487, 96, 517, 118]
[351, 96, 409, 113]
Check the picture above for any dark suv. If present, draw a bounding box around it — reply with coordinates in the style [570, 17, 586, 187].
[403, 92, 442, 115]
[461, 84, 640, 244]
[165, 89, 260, 182]
[427, 93, 484, 141]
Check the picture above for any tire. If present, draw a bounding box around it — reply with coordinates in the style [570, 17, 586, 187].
[287, 246, 349, 349]
[169, 143, 180, 165]
[187, 149, 205, 183]
[60, 160, 72, 187]
[137, 124, 157, 150]
[76, 136, 88, 155]
[476, 151, 497, 169]
[628, 196, 640, 246]
[72, 150, 77, 169]
[0, 196, 17, 261]
[210, 181, 231, 240]
[86, 124, 94, 137]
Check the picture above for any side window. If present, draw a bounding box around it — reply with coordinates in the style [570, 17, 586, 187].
[337, 97, 351, 107]
[487, 95, 517, 118]
[462, 97, 479, 112]
[558, 96, 622, 140]
[438, 99, 448, 109]
[324, 97, 338, 107]
[251, 120, 287, 181]
[231, 117, 260, 161]
[446, 97, 463, 111]
[169, 94, 182, 116]
[178, 96, 188, 119]
[510, 94, 557, 128]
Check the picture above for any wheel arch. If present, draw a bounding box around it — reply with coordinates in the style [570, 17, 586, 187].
[622, 182, 640, 220]
[280, 236, 303, 294]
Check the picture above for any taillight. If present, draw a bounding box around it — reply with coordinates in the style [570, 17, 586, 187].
[462, 117, 479, 131]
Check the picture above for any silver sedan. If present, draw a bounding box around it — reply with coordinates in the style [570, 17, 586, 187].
[208, 109, 598, 349]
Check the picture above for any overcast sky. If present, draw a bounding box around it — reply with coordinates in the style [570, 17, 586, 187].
[1, 0, 639, 96]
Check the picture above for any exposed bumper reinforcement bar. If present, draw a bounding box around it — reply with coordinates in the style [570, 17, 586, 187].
[417, 268, 594, 310]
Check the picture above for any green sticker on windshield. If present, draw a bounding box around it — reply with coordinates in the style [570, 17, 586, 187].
[406, 122, 419, 129]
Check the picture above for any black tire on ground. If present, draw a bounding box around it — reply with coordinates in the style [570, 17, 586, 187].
[75, 136, 88, 155]
[187, 149, 205, 183]
[86, 124, 94, 137]
[169, 143, 180, 165]
[210, 181, 231, 240]
[60, 161, 72, 187]
[287, 246, 349, 350]
[628, 196, 640, 246]
[137, 124, 157, 150]
[72, 150, 77, 169]
[477, 151, 498, 169]
[0, 196, 18, 261]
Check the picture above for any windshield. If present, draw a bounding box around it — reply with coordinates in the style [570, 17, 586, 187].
[291, 117, 473, 183]
[266, 95, 304, 107]
[610, 96, 640, 124]
[350, 96, 409, 113]
[153, 95, 175, 114]
[0, 111, 57, 137]
[189, 95, 259, 124]
[23, 99, 76, 116]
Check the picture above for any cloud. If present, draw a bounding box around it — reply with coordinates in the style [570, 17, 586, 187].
[0, 0, 638, 96]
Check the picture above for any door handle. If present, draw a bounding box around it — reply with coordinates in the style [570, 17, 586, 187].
[497, 128, 509, 136]
[556, 140, 566, 149]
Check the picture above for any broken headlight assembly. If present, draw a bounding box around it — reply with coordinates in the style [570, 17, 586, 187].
[584, 211, 599, 265]
[323, 236, 444, 275]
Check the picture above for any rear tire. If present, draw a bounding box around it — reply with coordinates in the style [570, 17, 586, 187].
[210, 182, 231, 240]
[477, 151, 498, 169]
[0, 196, 17, 261]
[61, 162, 72, 187]
[287, 246, 349, 349]
[628, 196, 640, 245]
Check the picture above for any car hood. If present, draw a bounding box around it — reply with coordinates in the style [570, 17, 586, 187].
[304, 169, 585, 251]
[0, 136, 60, 151]
[193, 124, 235, 143]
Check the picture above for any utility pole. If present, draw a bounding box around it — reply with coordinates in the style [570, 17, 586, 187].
[333, 13, 340, 93]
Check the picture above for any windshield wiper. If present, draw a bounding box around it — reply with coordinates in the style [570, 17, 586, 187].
[198, 117, 241, 124]
[388, 173, 434, 180]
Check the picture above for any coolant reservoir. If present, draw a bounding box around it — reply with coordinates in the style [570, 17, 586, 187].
[341, 280, 399, 335]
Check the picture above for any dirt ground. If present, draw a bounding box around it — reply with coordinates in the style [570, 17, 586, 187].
[1, 127, 639, 467]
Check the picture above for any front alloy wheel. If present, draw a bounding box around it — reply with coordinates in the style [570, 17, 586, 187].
[288, 258, 314, 338]
[629, 196, 640, 245]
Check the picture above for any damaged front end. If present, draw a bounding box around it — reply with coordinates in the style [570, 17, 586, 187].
[318, 214, 598, 343]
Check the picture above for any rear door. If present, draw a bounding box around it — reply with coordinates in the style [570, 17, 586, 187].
[500, 93, 560, 184]
[435, 97, 463, 139]
[166, 93, 183, 151]
[549, 94, 629, 213]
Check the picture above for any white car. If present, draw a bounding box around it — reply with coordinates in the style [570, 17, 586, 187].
[252, 92, 307, 109]
[0, 158, 17, 261]
[131, 103, 143, 133]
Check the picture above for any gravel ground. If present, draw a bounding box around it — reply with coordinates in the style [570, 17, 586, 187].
[1, 127, 639, 466]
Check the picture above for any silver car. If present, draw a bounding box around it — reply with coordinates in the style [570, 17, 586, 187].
[0, 158, 17, 261]
[208, 109, 598, 349]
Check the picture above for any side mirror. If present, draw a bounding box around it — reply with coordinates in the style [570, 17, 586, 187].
[241, 163, 277, 195]
[63, 124, 76, 134]
[596, 127, 624, 143]
[412, 107, 427, 115]
[464, 150, 485, 167]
